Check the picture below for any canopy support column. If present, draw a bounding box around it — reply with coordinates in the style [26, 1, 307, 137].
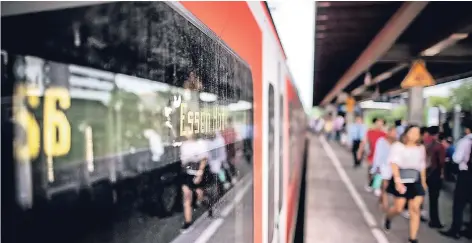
[407, 86, 424, 125]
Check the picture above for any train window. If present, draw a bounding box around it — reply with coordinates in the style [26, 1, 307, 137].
[2, 2, 254, 243]
[268, 83, 275, 243]
[289, 101, 296, 182]
[279, 95, 284, 212]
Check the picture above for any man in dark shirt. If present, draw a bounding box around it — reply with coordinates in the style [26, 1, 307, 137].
[426, 127, 446, 228]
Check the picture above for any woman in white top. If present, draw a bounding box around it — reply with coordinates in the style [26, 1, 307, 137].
[383, 125, 427, 243]
[370, 126, 397, 211]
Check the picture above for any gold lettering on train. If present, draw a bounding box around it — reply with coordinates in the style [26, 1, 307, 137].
[180, 102, 187, 136]
[179, 102, 227, 136]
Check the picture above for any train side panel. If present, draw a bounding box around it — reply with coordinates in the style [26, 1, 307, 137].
[1, 2, 308, 243]
[178, 3, 264, 242]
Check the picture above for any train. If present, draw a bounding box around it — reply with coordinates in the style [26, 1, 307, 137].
[1, 2, 309, 243]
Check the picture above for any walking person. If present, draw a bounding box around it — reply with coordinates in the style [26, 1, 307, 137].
[358, 117, 386, 192]
[348, 115, 367, 168]
[425, 127, 446, 229]
[324, 115, 334, 141]
[370, 126, 397, 211]
[440, 121, 472, 240]
[395, 119, 406, 140]
[334, 114, 345, 142]
[443, 136, 457, 182]
[315, 117, 325, 135]
[179, 126, 209, 233]
[401, 126, 430, 222]
[205, 126, 230, 216]
[383, 125, 427, 243]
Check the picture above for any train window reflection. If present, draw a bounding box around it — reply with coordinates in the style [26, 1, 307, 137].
[268, 83, 275, 243]
[279, 95, 284, 212]
[2, 2, 254, 243]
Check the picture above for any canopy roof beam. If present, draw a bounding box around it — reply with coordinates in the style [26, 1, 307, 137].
[320, 1, 428, 106]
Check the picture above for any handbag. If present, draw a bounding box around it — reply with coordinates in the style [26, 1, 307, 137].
[371, 174, 383, 190]
[399, 169, 420, 184]
[218, 169, 227, 183]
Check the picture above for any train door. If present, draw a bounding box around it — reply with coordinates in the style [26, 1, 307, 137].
[277, 91, 285, 243]
[274, 62, 283, 243]
[266, 63, 282, 243]
[267, 83, 276, 243]
[263, 16, 282, 242]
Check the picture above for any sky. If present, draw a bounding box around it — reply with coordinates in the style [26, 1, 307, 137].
[268, 1, 315, 112]
[423, 78, 468, 97]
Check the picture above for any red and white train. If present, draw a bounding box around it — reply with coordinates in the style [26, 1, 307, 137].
[1, 2, 309, 243]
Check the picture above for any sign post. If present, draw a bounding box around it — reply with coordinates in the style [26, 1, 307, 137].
[402, 60, 435, 125]
[400, 60, 435, 89]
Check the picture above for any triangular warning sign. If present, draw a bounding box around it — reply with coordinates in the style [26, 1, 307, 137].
[345, 96, 356, 113]
[401, 60, 435, 89]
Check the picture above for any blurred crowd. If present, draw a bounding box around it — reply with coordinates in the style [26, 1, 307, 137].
[310, 114, 472, 242]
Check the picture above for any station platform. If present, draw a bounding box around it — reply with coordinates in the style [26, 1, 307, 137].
[304, 135, 470, 243]
[97, 134, 470, 243]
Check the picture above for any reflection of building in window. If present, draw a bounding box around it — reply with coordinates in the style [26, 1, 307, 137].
[84, 125, 94, 172]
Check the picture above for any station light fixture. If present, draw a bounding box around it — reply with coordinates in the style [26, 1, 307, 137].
[199, 92, 218, 102]
[317, 15, 328, 21]
[351, 86, 366, 96]
[318, 2, 331, 7]
[421, 33, 469, 56]
[317, 25, 327, 31]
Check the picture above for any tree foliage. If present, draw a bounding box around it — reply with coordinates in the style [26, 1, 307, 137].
[450, 80, 472, 111]
[428, 96, 452, 110]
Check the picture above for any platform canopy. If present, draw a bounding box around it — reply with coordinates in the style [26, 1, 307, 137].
[313, 1, 472, 106]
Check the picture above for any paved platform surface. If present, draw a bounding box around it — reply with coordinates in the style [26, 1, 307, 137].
[304, 135, 470, 243]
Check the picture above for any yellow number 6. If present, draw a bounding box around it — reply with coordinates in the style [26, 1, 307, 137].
[43, 87, 71, 157]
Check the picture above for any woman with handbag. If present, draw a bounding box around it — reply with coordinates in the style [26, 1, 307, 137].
[383, 125, 428, 243]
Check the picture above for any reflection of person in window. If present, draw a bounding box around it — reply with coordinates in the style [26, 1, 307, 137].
[144, 128, 164, 162]
[208, 120, 231, 190]
[222, 117, 238, 183]
[179, 126, 208, 233]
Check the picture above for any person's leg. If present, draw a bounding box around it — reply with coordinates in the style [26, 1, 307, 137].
[366, 165, 374, 191]
[352, 140, 360, 167]
[387, 197, 407, 219]
[427, 176, 443, 227]
[441, 172, 468, 238]
[379, 180, 389, 211]
[408, 196, 424, 241]
[466, 194, 472, 238]
[401, 200, 410, 219]
[182, 185, 193, 224]
[451, 173, 468, 233]
[384, 196, 407, 231]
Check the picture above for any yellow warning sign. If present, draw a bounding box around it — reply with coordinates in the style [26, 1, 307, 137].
[400, 60, 435, 89]
[345, 96, 356, 113]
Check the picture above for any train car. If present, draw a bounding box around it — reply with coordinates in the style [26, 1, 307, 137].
[1, 2, 308, 243]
